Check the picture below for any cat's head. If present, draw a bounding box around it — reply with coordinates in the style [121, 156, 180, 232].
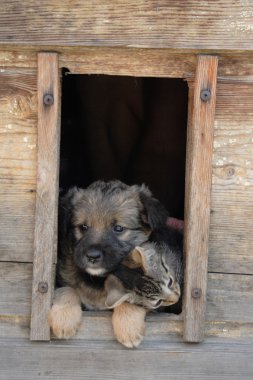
[104, 242, 181, 309]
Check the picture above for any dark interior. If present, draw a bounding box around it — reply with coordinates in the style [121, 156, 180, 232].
[60, 73, 188, 219]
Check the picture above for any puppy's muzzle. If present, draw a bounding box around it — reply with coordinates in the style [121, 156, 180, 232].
[86, 249, 103, 263]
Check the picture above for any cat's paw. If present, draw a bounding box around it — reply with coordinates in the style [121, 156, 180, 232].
[112, 303, 146, 348]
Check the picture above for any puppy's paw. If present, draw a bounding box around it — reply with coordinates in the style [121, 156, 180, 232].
[48, 303, 82, 339]
[48, 287, 82, 339]
[112, 303, 146, 348]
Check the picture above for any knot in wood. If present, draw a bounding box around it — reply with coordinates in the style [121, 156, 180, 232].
[38, 281, 48, 293]
[227, 166, 235, 177]
[191, 287, 202, 299]
[200, 89, 211, 102]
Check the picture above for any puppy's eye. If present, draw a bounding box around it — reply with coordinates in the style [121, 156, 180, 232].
[168, 277, 174, 288]
[113, 225, 124, 233]
[79, 224, 88, 232]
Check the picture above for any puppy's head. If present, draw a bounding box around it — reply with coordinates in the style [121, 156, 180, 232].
[59, 180, 168, 276]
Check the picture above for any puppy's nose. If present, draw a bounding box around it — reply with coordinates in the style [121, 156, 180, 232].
[87, 249, 102, 262]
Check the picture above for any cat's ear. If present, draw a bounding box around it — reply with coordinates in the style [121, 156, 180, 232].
[130, 246, 148, 274]
[104, 275, 131, 309]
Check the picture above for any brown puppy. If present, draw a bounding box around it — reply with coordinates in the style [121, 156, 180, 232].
[48, 180, 168, 347]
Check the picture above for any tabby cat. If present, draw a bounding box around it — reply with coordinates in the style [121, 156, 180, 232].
[105, 235, 183, 310]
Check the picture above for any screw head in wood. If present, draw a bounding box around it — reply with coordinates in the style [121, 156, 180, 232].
[200, 89, 211, 102]
[38, 281, 48, 293]
[191, 288, 202, 299]
[43, 94, 54, 106]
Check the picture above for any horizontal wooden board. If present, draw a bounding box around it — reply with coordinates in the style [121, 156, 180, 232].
[209, 82, 253, 274]
[1, 50, 253, 82]
[2, 313, 253, 344]
[0, 263, 32, 316]
[1, 1, 253, 51]
[1, 337, 253, 380]
[0, 184, 35, 262]
[1, 263, 253, 326]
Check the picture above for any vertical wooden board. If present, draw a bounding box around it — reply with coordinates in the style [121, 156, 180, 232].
[183, 55, 218, 342]
[30, 53, 61, 340]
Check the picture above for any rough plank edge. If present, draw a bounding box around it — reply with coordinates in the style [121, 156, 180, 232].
[30, 52, 61, 340]
[183, 55, 218, 342]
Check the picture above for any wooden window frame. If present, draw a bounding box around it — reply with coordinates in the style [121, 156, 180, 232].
[30, 52, 218, 342]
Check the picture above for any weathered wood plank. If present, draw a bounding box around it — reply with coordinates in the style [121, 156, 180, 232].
[1, 1, 253, 51]
[0, 69, 37, 262]
[30, 53, 61, 341]
[0, 263, 32, 317]
[0, 184, 35, 262]
[1, 337, 253, 380]
[61, 50, 196, 78]
[2, 313, 253, 344]
[209, 82, 253, 274]
[183, 55, 218, 342]
[1, 263, 253, 328]
[2, 49, 253, 82]
[0, 69, 37, 181]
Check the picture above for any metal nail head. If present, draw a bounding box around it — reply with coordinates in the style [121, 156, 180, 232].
[38, 281, 48, 293]
[191, 288, 202, 299]
[200, 89, 211, 102]
[43, 94, 54, 106]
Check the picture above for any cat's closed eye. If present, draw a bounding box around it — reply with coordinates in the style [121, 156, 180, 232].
[168, 277, 174, 288]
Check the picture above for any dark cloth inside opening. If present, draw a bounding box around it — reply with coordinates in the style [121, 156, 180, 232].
[60, 74, 188, 219]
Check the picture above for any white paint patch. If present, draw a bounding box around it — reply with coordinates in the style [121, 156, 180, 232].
[23, 137, 28, 143]
[28, 144, 36, 150]
[216, 159, 224, 166]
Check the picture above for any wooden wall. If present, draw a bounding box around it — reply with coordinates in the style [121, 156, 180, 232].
[0, 48, 253, 378]
[0, 3, 253, 378]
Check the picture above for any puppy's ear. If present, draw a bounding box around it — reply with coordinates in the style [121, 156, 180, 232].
[105, 275, 131, 309]
[139, 189, 169, 230]
[58, 187, 79, 237]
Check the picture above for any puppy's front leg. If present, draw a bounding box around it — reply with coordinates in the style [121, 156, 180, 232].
[48, 286, 82, 339]
[112, 302, 146, 348]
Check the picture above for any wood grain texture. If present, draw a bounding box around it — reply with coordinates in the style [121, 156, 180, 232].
[0, 1, 253, 51]
[60, 49, 196, 78]
[1, 337, 253, 380]
[1, 263, 253, 329]
[2, 49, 253, 82]
[0, 69, 37, 262]
[183, 55, 218, 342]
[30, 53, 61, 341]
[2, 312, 253, 344]
[0, 263, 32, 317]
[209, 81, 253, 274]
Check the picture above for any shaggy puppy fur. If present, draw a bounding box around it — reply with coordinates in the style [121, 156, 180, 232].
[48, 180, 169, 347]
